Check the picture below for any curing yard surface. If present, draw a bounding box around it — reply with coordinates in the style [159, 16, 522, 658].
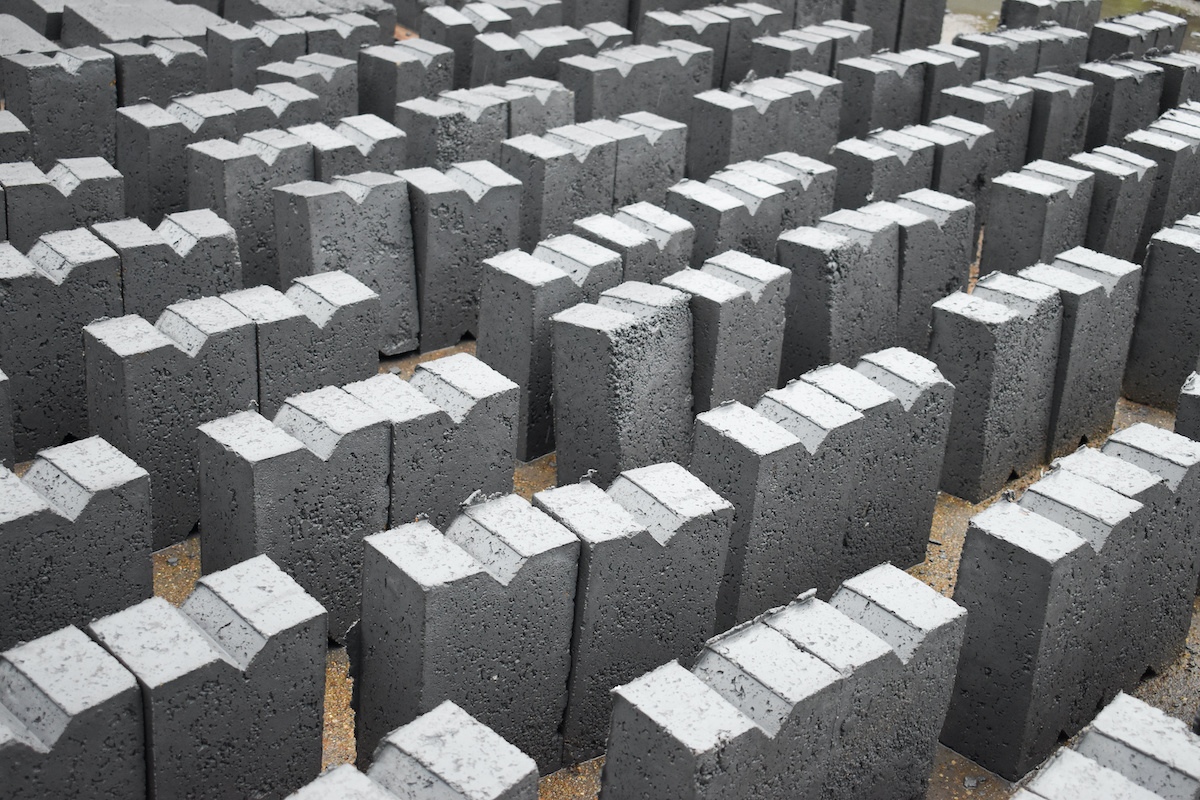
[146, 339, 1197, 799]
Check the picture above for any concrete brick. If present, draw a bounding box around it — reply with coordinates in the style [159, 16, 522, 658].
[288, 764, 395, 799]
[873, 125, 936, 190]
[1029, 248, 1139, 457]
[1088, 13, 1165, 62]
[1066, 145, 1157, 262]
[589, 112, 688, 208]
[774, 216, 895, 380]
[85, 298, 257, 547]
[1076, 694, 1200, 799]
[0, 626, 144, 798]
[0, 371, 10, 469]
[842, 0, 901, 53]
[663, 179, 765, 264]
[420, 5, 486, 89]
[1029, 25, 1089, 75]
[198, 390, 387, 640]
[869, 190, 976, 352]
[223, 272, 380, 417]
[1064, 435, 1200, 676]
[358, 40, 455, 124]
[940, 80, 1033, 174]
[686, 89, 768, 180]
[1094, 12, 1176, 61]
[401, 161, 522, 352]
[477, 251, 583, 460]
[57, 0, 222, 47]
[1001, 0, 1100, 30]
[724, 152, 836, 231]
[187, 130, 314, 288]
[469, 25, 590, 87]
[941, 500, 1096, 778]
[534, 464, 733, 761]
[912, 117, 999, 221]
[564, 0, 628, 27]
[1080, 60, 1164, 150]
[603, 565, 965, 800]
[397, 91, 509, 169]
[897, 0, 947, 50]
[828, 564, 967, 798]
[695, 250, 790, 402]
[483, 76, 576, 136]
[288, 114, 408, 180]
[570, 211, 674, 284]
[750, 30, 833, 80]
[558, 41, 713, 124]
[244, 12, 384, 58]
[498, 3, 569, 37]
[275, 172, 417, 355]
[929, 272, 1062, 501]
[101, 39, 206, 108]
[805, 357, 949, 575]
[0, 230, 122, 460]
[802, 19, 872, 61]
[368, 701, 539, 799]
[1, 46, 114, 167]
[829, 138, 904, 210]
[477, 239, 620, 459]
[954, 31, 1037, 81]
[92, 210, 240, 322]
[832, 128, 934, 209]
[0, 438, 150, 651]
[1021, 157, 1094, 245]
[611, 201, 697, 278]
[980, 171, 1079, 275]
[0, 12, 57, 64]
[553, 283, 693, 486]
[704, 171, 788, 257]
[857, 347, 955, 555]
[693, 398, 835, 624]
[503, 127, 615, 249]
[661, 267, 755, 413]
[0, 111, 31, 164]
[205, 21, 274, 92]
[688, 608, 852, 797]
[837, 54, 923, 139]
[601, 659, 763, 799]
[1011, 72, 1093, 162]
[0, 157, 123, 251]
[1025, 739, 1164, 800]
[581, 19, 632, 50]
[706, 3, 786, 86]
[1150, 52, 1200, 114]
[346, 353, 518, 528]
[89, 557, 326, 799]
[206, 17, 319, 92]
[357, 495, 579, 772]
[912, 44, 982, 122]
[946, 429, 1200, 780]
[1122, 128, 1200, 260]
[1146, 114, 1200, 219]
[115, 103, 192, 224]
[1125, 226, 1200, 409]
[815, 209, 899, 344]
[259, 52, 356, 123]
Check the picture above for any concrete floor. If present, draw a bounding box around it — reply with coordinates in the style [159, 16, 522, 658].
[146, 340, 1194, 799]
